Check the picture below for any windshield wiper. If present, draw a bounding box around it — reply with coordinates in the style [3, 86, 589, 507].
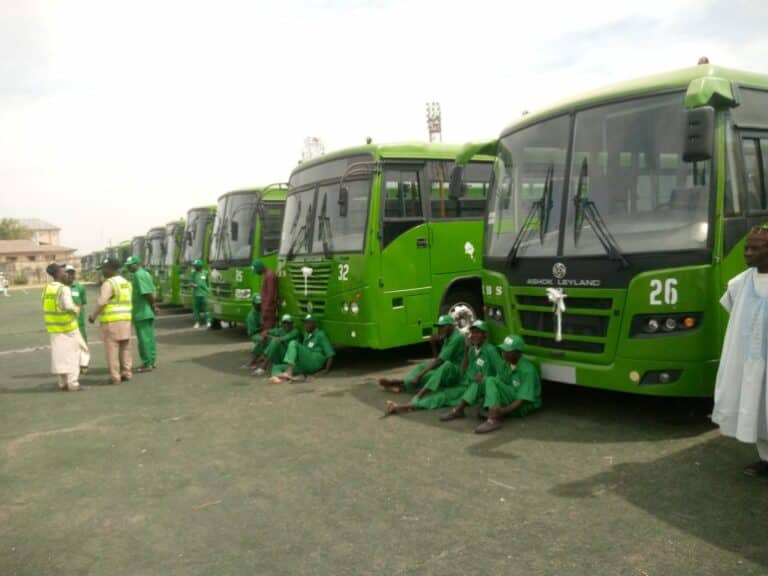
[507, 165, 553, 265]
[572, 158, 629, 268]
[317, 193, 333, 259]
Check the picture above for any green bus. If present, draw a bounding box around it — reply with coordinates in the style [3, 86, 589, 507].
[208, 186, 287, 324]
[276, 142, 493, 349]
[471, 63, 768, 397]
[131, 236, 145, 261]
[179, 206, 217, 309]
[144, 227, 166, 290]
[157, 219, 185, 305]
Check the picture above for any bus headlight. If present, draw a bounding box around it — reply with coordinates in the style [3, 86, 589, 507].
[631, 313, 701, 338]
[342, 302, 350, 313]
[350, 302, 359, 315]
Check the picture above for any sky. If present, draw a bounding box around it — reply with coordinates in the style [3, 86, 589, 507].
[2, 0, 767, 253]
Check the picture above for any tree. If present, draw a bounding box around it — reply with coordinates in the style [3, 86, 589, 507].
[0, 219, 32, 240]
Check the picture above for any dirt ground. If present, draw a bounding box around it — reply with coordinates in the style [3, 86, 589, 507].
[1, 288, 767, 576]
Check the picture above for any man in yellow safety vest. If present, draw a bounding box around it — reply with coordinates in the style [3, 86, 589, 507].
[88, 257, 133, 385]
[42, 262, 90, 391]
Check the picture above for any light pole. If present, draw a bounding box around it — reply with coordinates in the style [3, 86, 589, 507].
[426, 102, 442, 143]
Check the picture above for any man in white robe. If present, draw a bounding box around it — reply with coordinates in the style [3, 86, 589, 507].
[713, 225, 768, 476]
[43, 263, 90, 391]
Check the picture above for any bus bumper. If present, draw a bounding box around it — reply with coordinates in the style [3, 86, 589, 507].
[208, 297, 251, 324]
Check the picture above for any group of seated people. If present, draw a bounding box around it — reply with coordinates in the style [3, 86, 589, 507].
[243, 293, 335, 384]
[242, 295, 541, 434]
[379, 315, 541, 434]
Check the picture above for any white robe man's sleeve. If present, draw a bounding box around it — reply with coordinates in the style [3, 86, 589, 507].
[720, 270, 750, 313]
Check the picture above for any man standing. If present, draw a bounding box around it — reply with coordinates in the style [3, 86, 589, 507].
[189, 259, 210, 329]
[43, 263, 90, 391]
[268, 314, 334, 382]
[88, 257, 132, 385]
[125, 256, 159, 372]
[252, 259, 277, 333]
[713, 225, 768, 477]
[64, 265, 90, 373]
[474, 335, 541, 434]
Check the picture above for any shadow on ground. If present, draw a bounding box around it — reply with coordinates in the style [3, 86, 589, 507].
[551, 436, 768, 569]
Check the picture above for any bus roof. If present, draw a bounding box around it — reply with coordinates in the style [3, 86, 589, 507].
[217, 185, 288, 203]
[146, 227, 166, 238]
[500, 64, 768, 137]
[186, 205, 217, 215]
[131, 235, 144, 241]
[165, 219, 185, 228]
[291, 141, 491, 176]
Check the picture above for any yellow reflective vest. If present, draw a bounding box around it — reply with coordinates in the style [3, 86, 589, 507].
[42, 282, 79, 334]
[99, 275, 132, 323]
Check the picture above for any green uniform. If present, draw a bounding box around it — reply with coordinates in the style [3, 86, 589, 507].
[246, 309, 261, 338]
[403, 328, 465, 393]
[131, 267, 157, 368]
[412, 340, 504, 411]
[190, 269, 209, 324]
[483, 356, 542, 417]
[69, 281, 88, 342]
[253, 326, 299, 364]
[272, 328, 335, 376]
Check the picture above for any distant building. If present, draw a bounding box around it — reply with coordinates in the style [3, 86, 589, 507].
[0, 219, 77, 284]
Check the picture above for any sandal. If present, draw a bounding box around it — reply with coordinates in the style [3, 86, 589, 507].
[439, 408, 466, 422]
[474, 418, 502, 434]
[744, 461, 768, 477]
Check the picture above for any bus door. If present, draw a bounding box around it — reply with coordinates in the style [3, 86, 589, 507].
[380, 165, 432, 333]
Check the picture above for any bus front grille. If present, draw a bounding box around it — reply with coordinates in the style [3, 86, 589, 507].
[288, 262, 332, 296]
[524, 336, 605, 354]
[518, 311, 609, 338]
[296, 299, 326, 316]
[211, 282, 232, 298]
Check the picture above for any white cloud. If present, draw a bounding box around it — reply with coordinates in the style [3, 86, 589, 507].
[0, 0, 764, 252]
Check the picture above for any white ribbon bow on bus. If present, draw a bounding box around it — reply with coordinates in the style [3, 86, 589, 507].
[301, 266, 313, 296]
[546, 287, 567, 342]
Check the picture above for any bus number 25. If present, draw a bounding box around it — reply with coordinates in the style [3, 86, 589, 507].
[338, 264, 350, 281]
[649, 278, 678, 305]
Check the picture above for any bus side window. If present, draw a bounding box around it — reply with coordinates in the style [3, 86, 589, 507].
[742, 138, 766, 212]
[382, 169, 425, 247]
[430, 161, 490, 219]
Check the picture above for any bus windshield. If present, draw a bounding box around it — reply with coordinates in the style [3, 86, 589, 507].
[487, 92, 711, 260]
[209, 193, 258, 264]
[182, 213, 210, 264]
[281, 154, 373, 258]
[164, 226, 178, 267]
[147, 235, 165, 266]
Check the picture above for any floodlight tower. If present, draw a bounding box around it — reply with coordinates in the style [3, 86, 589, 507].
[426, 102, 442, 143]
[302, 137, 325, 162]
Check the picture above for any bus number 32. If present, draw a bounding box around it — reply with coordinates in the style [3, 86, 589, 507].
[649, 278, 678, 305]
[338, 264, 350, 281]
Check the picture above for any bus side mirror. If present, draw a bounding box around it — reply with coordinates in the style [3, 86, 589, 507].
[230, 221, 239, 241]
[338, 186, 349, 217]
[683, 106, 715, 163]
[449, 165, 464, 199]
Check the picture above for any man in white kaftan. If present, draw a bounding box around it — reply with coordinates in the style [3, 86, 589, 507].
[44, 263, 90, 391]
[712, 226, 768, 476]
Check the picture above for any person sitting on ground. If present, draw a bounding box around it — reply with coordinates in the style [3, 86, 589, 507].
[250, 314, 299, 376]
[473, 335, 541, 434]
[268, 314, 335, 383]
[378, 314, 465, 398]
[243, 294, 266, 360]
[385, 320, 503, 416]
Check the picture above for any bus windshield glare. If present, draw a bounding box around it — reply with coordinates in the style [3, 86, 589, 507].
[164, 227, 178, 267]
[147, 236, 165, 266]
[486, 92, 711, 260]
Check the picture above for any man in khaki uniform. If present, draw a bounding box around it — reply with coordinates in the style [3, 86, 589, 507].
[42, 262, 90, 391]
[88, 257, 133, 384]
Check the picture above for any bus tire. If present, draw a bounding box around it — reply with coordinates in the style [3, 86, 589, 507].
[441, 288, 482, 332]
[209, 319, 222, 330]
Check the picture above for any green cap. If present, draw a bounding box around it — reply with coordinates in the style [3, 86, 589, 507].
[281, 314, 293, 323]
[192, 259, 204, 267]
[304, 314, 318, 322]
[434, 314, 455, 326]
[469, 319, 488, 332]
[125, 256, 140, 266]
[252, 259, 264, 272]
[498, 334, 525, 352]
[252, 293, 262, 304]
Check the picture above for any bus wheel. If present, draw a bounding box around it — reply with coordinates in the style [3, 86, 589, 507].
[442, 289, 482, 333]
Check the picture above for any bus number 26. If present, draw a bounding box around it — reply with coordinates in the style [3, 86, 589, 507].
[338, 264, 350, 281]
[649, 278, 678, 305]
